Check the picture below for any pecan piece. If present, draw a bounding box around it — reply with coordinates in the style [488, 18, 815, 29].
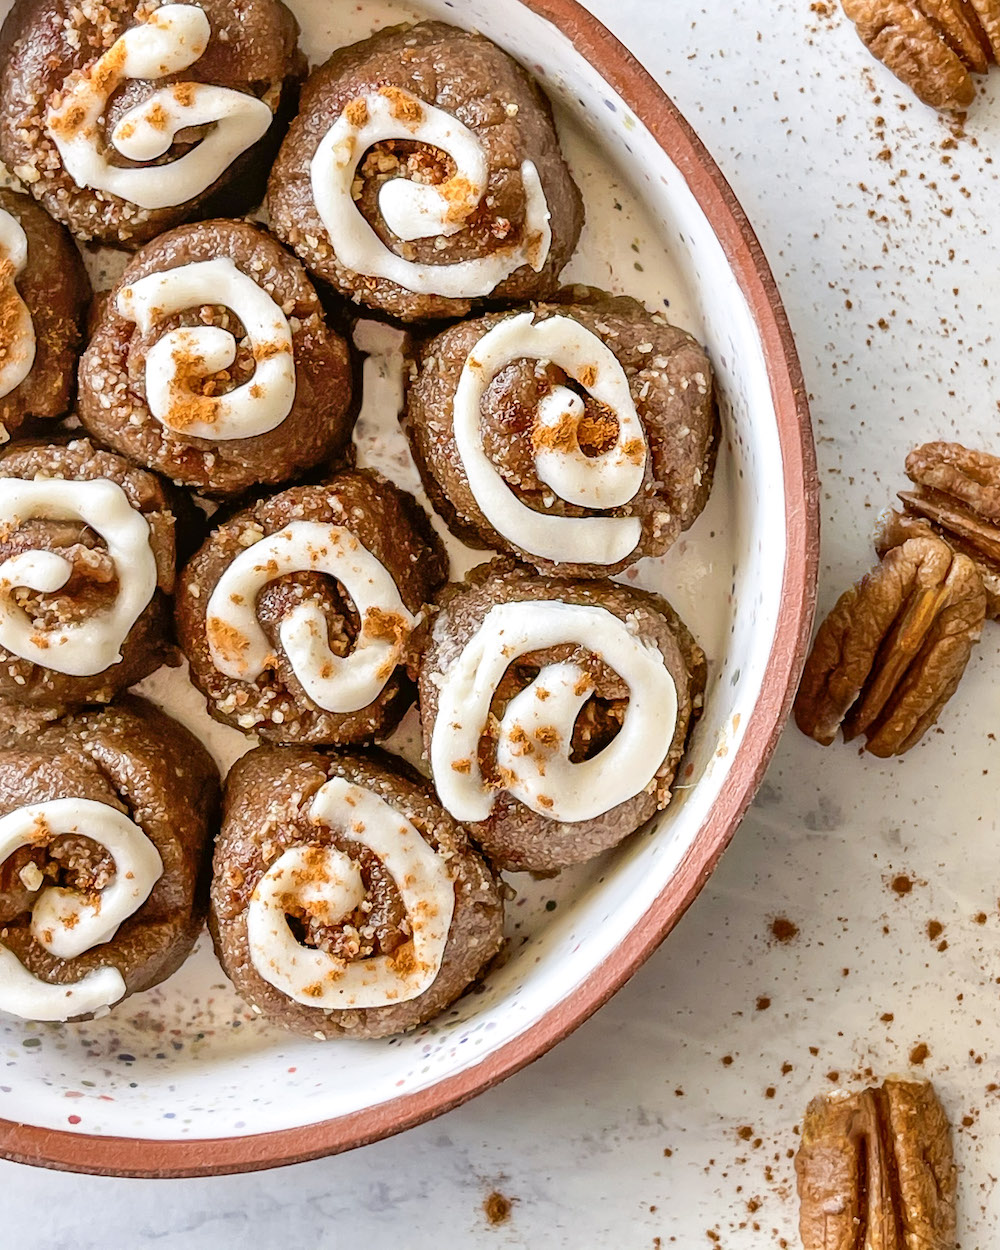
[841, 0, 1000, 108]
[878, 442, 1000, 618]
[969, 0, 1000, 58]
[796, 1079, 957, 1250]
[794, 535, 985, 756]
[843, 0, 977, 108]
[906, 441, 1000, 520]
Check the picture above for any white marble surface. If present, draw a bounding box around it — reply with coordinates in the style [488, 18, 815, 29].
[9, 0, 1000, 1244]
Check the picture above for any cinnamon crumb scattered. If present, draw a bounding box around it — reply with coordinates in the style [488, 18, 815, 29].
[483, 1191, 512, 1226]
[769, 916, 799, 944]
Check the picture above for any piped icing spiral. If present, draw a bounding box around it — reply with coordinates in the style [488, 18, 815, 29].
[210, 747, 504, 1039]
[246, 777, 453, 1010]
[405, 292, 717, 576]
[419, 562, 706, 872]
[205, 521, 416, 715]
[0, 798, 162, 1019]
[431, 599, 677, 825]
[117, 257, 296, 441]
[0, 439, 179, 710]
[78, 220, 353, 496]
[268, 21, 583, 321]
[45, 4, 272, 212]
[0, 0, 303, 245]
[310, 87, 551, 299]
[0, 209, 35, 402]
[0, 188, 90, 439]
[0, 477, 157, 677]
[451, 312, 646, 567]
[177, 473, 446, 745]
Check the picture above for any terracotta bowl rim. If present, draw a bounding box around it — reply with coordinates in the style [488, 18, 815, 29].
[0, 0, 819, 1178]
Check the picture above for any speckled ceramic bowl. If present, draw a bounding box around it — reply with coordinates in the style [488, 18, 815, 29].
[0, 0, 817, 1175]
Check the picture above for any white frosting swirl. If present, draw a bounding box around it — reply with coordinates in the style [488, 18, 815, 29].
[309, 88, 551, 298]
[205, 520, 415, 713]
[0, 210, 35, 403]
[246, 777, 454, 1010]
[117, 258, 296, 441]
[453, 312, 646, 566]
[0, 798, 163, 1021]
[45, 4, 272, 211]
[431, 600, 677, 824]
[0, 478, 158, 676]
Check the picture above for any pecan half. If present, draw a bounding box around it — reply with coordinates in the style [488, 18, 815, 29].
[878, 442, 1000, 618]
[796, 1079, 957, 1250]
[842, 0, 994, 109]
[794, 535, 986, 756]
[907, 441, 1000, 518]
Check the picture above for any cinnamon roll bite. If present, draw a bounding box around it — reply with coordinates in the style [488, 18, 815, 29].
[419, 561, 706, 872]
[0, 438, 181, 711]
[211, 745, 503, 1039]
[268, 21, 583, 323]
[404, 290, 717, 577]
[0, 0, 305, 247]
[0, 188, 90, 442]
[0, 696, 219, 1022]
[78, 220, 353, 496]
[177, 470, 447, 744]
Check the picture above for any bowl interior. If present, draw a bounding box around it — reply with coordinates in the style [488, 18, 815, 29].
[0, 0, 793, 1153]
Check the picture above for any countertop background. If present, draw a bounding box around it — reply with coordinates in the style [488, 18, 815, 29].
[8, 1, 1000, 1245]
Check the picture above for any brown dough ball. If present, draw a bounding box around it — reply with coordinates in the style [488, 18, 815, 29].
[177, 470, 447, 744]
[0, 438, 182, 711]
[0, 695, 220, 1021]
[0, 188, 90, 440]
[0, 0, 305, 247]
[268, 21, 583, 322]
[404, 289, 717, 577]
[418, 560, 706, 872]
[210, 745, 504, 1039]
[78, 220, 354, 496]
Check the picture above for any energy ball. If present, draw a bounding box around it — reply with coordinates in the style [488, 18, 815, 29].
[268, 21, 583, 322]
[78, 220, 354, 496]
[177, 470, 447, 744]
[404, 289, 717, 577]
[0, 187, 90, 441]
[0, 696, 219, 1022]
[0, 0, 305, 246]
[211, 745, 504, 1039]
[419, 560, 706, 872]
[0, 438, 182, 711]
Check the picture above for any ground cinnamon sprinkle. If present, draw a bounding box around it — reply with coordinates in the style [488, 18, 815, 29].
[769, 916, 799, 944]
[909, 1042, 931, 1066]
[344, 97, 369, 127]
[891, 874, 914, 896]
[483, 1191, 513, 1226]
[206, 617, 250, 664]
[441, 175, 477, 223]
[364, 606, 408, 647]
[531, 410, 579, 455]
[378, 84, 423, 125]
[577, 408, 619, 455]
[144, 101, 168, 131]
[0, 259, 23, 366]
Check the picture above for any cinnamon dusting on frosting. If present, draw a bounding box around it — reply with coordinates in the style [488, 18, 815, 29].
[377, 85, 424, 126]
